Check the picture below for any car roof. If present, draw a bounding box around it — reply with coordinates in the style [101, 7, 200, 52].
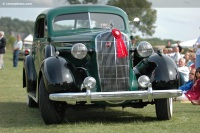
[37, 4, 128, 21]
[44, 4, 126, 15]
[35, 5, 130, 37]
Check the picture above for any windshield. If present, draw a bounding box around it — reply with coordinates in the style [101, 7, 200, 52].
[53, 13, 125, 31]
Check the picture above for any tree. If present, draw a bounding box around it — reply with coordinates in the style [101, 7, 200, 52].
[107, 0, 157, 36]
[6, 35, 16, 49]
[0, 17, 34, 37]
[65, 0, 98, 4]
[66, 0, 81, 4]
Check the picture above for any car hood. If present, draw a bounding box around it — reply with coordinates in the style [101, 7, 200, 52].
[50, 30, 108, 43]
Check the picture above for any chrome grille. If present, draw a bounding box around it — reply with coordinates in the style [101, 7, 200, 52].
[96, 31, 129, 92]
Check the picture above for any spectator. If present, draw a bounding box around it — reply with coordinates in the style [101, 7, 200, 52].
[13, 35, 23, 67]
[188, 48, 195, 53]
[0, 31, 6, 70]
[188, 52, 196, 70]
[130, 35, 136, 48]
[193, 36, 200, 68]
[177, 41, 183, 53]
[167, 48, 173, 55]
[185, 67, 200, 105]
[184, 52, 192, 67]
[172, 46, 182, 65]
[165, 40, 172, 48]
[163, 48, 168, 54]
[177, 68, 196, 101]
[178, 58, 190, 85]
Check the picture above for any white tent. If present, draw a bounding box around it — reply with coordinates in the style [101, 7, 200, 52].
[172, 39, 197, 48]
[24, 34, 33, 44]
[179, 39, 197, 48]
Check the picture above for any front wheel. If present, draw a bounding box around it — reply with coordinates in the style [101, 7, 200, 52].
[39, 77, 66, 124]
[155, 98, 173, 120]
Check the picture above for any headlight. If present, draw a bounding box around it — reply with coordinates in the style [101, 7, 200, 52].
[136, 41, 154, 57]
[138, 75, 150, 88]
[83, 77, 96, 89]
[71, 43, 88, 59]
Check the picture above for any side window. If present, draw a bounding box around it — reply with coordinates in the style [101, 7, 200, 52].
[35, 17, 45, 38]
[44, 20, 48, 37]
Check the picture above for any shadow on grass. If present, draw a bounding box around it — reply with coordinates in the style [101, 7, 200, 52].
[0, 102, 158, 127]
[64, 107, 157, 124]
[0, 102, 44, 127]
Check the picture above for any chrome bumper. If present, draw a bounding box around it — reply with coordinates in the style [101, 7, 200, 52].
[49, 86, 182, 103]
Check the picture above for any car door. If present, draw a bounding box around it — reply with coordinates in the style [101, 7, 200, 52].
[33, 15, 46, 75]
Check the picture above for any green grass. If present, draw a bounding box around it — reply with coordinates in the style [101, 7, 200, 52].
[1, 50, 200, 133]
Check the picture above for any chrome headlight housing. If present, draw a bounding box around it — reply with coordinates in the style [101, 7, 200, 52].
[138, 75, 150, 88]
[136, 41, 154, 57]
[71, 43, 88, 59]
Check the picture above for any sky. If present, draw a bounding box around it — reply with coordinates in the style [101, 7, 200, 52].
[0, 0, 200, 42]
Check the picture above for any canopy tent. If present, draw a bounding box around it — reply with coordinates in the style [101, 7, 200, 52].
[23, 34, 33, 44]
[172, 39, 197, 48]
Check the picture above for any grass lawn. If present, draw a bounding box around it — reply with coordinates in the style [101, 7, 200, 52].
[0, 50, 200, 133]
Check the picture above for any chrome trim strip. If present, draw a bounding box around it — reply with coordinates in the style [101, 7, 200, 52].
[50, 45, 53, 56]
[88, 12, 91, 28]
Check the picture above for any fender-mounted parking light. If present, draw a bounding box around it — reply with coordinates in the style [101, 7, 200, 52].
[138, 75, 150, 88]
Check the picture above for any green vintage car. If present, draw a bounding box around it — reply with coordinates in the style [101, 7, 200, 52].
[23, 5, 182, 124]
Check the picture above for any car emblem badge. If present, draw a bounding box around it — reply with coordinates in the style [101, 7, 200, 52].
[105, 42, 112, 48]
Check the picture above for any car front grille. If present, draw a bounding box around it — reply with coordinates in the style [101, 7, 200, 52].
[95, 31, 129, 92]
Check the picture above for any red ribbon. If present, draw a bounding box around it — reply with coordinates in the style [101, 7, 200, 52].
[112, 29, 128, 58]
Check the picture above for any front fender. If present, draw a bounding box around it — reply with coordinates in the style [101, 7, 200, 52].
[148, 53, 180, 90]
[41, 56, 78, 93]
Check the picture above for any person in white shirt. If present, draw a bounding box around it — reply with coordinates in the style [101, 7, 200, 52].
[172, 46, 182, 65]
[13, 35, 22, 67]
[193, 36, 200, 68]
[178, 58, 190, 85]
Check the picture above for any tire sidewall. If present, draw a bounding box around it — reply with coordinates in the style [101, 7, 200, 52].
[155, 98, 173, 120]
[39, 77, 65, 124]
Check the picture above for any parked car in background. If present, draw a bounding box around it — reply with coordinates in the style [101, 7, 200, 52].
[19, 43, 32, 60]
[23, 5, 182, 124]
[19, 34, 33, 60]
